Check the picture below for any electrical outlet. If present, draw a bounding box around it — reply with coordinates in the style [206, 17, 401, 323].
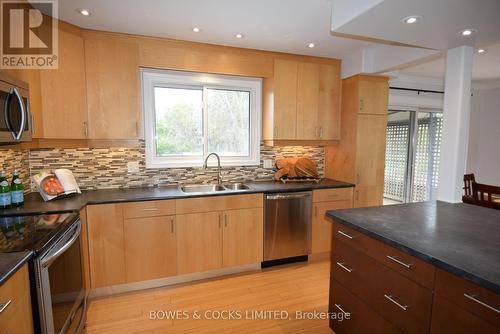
[127, 161, 140, 173]
[263, 159, 273, 169]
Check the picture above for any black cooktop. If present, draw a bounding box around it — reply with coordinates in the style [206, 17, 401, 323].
[0, 212, 79, 254]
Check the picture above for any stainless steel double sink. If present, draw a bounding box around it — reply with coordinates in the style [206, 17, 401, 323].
[179, 183, 250, 194]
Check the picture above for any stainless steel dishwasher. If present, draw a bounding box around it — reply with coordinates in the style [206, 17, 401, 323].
[264, 192, 312, 265]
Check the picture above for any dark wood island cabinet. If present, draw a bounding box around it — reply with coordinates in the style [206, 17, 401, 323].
[326, 201, 500, 334]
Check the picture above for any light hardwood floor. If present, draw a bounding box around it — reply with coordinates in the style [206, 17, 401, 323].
[85, 260, 333, 334]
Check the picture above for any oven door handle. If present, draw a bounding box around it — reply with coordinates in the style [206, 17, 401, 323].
[41, 223, 81, 268]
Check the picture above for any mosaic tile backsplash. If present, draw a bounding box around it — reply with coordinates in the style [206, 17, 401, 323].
[1, 141, 325, 191]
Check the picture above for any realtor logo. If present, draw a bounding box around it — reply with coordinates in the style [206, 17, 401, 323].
[1, 0, 58, 69]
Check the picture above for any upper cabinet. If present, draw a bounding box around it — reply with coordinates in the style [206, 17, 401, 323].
[39, 22, 88, 139]
[83, 32, 140, 139]
[264, 59, 341, 144]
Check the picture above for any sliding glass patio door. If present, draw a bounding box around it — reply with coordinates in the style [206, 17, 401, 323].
[384, 108, 443, 204]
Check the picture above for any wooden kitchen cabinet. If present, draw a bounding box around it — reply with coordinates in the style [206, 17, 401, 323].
[0, 265, 34, 334]
[325, 74, 389, 208]
[273, 59, 298, 140]
[124, 215, 177, 282]
[312, 200, 352, 254]
[86, 204, 126, 288]
[40, 22, 88, 139]
[84, 32, 141, 139]
[176, 211, 223, 274]
[296, 62, 319, 140]
[264, 58, 341, 144]
[222, 208, 263, 267]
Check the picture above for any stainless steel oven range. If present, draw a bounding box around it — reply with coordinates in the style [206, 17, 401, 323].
[0, 212, 86, 334]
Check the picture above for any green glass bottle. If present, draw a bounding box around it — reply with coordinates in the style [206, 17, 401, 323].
[11, 170, 24, 206]
[0, 171, 11, 209]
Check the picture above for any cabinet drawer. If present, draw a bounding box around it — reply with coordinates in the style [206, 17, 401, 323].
[332, 221, 435, 289]
[313, 188, 353, 203]
[329, 280, 401, 334]
[176, 194, 263, 214]
[332, 240, 432, 334]
[434, 269, 500, 328]
[122, 200, 175, 219]
[431, 295, 499, 334]
[0, 265, 32, 331]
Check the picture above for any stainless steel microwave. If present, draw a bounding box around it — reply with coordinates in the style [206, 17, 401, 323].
[0, 72, 32, 143]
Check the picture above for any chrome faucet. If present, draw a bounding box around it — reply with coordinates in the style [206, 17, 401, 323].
[202, 152, 222, 184]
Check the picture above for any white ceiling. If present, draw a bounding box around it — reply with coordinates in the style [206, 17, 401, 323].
[331, 0, 500, 50]
[400, 43, 500, 81]
[51, 0, 376, 60]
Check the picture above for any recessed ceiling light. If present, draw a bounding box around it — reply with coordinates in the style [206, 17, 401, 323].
[460, 29, 477, 36]
[235, 33, 244, 39]
[307, 43, 316, 48]
[77, 9, 91, 16]
[477, 48, 486, 53]
[402, 15, 422, 24]
[192, 27, 201, 32]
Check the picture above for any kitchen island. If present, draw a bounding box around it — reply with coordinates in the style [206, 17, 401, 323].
[326, 201, 500, 334]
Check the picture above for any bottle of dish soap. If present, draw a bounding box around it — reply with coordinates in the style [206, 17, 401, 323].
[11, 170, 24, 206]
[0, 171, 11, 209]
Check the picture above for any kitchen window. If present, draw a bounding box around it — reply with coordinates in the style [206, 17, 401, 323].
[141, 69, 262, 168]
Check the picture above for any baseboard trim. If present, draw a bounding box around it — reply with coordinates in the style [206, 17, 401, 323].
[89, 263, 261, 299]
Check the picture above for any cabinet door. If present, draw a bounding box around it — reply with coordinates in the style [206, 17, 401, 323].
[358, 79, 388, 115]
[124, 215, 177, 283]
[86, 204, 126, 288]
[431, 296, 498, 334]
[312, 200, 352, 254]
[318, 63, 341, 140]
[222, 208, 263, 267]
[40, 23, 88, 139]
[84, 32, 140, 139]
[273, 59, 297, 139]
[355, 114, 387, 207]
[176, 212, 222, 274]
[296, 62, 319, 140]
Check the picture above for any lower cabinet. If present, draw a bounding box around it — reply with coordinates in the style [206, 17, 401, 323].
[0, 265, 34, 334]
[222, 208, 263, 267]
[176, 212, 223, 275]
[86, 203, 126, 288]
[86, 195, 264, 289]
[124, 215, 177, 282]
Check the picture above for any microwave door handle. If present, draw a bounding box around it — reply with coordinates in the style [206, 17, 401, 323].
[3, 90, 13, 133]
[41, 223, 81, 268]
[11, 87, 25, 140]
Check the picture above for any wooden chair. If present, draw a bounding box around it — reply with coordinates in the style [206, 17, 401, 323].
[471, 182, 500, 210]
[462, 173, 475, 204]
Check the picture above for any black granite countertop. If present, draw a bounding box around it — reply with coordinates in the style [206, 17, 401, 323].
[0, 178, 354, 216]
[0, 251, 32, 286]
[326, 201, 500, 294]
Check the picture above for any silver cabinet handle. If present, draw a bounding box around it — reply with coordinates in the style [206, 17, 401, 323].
[319, 126, 323, 138]
[386, 255, 413, 269]
[334, 304, 349, 316]
[218, 213, 222, 228]
[0, 299, 12, 313]
[83, 121, 88, 137]
[142, 208, 158, 211]
[224, 214, 227, 227]
[384, 294, 408, 311]
[337, 230, 354, 240]
[336, 262, 353, 273]
[464, 293, 500, 314]
[170, 218, 174, 234]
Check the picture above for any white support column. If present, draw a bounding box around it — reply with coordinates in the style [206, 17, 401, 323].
[437, 45, 474, 203]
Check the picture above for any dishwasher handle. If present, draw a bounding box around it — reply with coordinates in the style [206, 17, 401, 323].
[267, 192, 311, 200]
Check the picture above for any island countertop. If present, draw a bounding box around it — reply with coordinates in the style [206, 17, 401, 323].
[326, 201, 500, 294]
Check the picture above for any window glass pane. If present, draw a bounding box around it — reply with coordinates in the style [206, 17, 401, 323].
[206, 88, 250, 156]
[154, 87, 203, 156]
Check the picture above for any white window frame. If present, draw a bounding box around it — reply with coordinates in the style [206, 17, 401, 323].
[141, 68, 262, 168]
